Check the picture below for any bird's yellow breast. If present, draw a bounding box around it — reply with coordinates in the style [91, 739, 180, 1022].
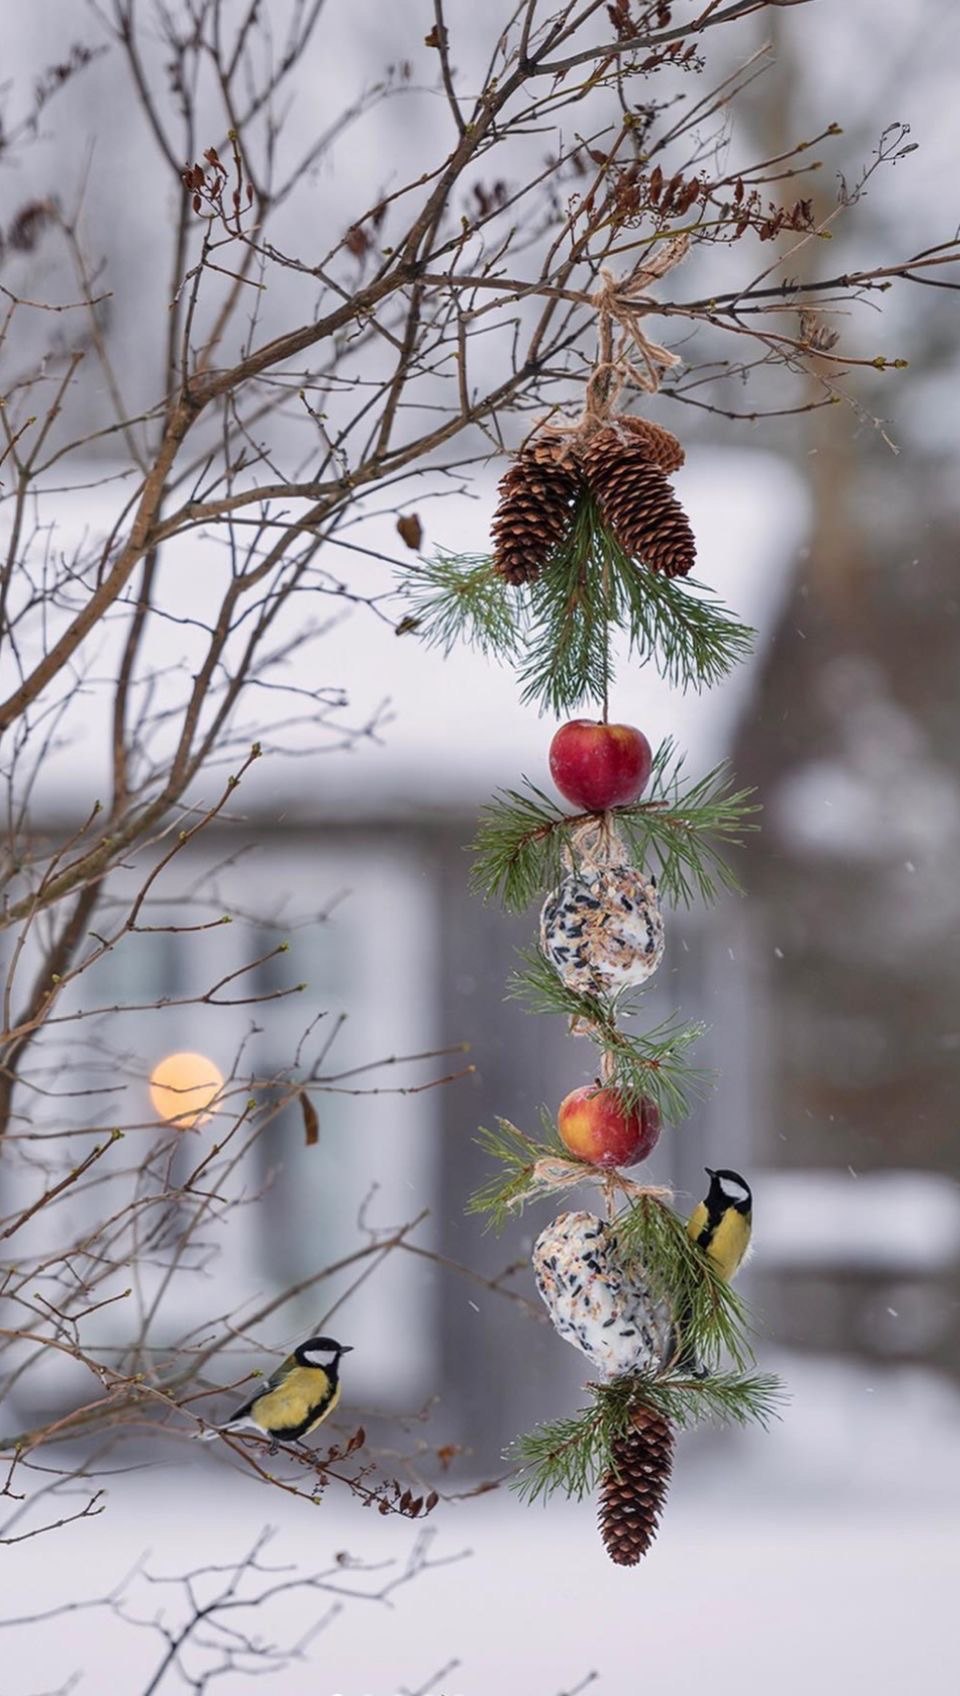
[250, 1365, 340, 1435]
[699, 1207, 751, 1282]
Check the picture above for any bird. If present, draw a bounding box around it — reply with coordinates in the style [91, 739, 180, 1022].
[674, 1168, 753, 1372]
[687, 1167, 753, 1282]
[199, 1335, 353, 1454]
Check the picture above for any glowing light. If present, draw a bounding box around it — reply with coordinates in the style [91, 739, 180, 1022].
[149, 1051, 224, 1128]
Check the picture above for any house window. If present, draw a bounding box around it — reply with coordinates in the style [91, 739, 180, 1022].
[244, 836, 440, 1405]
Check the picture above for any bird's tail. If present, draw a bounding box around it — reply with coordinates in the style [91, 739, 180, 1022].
[669, 1305, 707, 1377]
[194, 1426, 224, 1442]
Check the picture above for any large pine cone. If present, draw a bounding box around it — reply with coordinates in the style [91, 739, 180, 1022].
[582, 429, 696, 578]
[491, 449, 581, 585]
[598, 1404, 674, 1566]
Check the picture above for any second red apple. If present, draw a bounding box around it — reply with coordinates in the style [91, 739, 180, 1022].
[558, 1084, 661, 1169]
[549, 719, 652, 812]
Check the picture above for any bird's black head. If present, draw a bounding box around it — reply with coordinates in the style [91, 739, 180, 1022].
[705, 1168, 752, 1215]
[295, 1336, 354, 1370]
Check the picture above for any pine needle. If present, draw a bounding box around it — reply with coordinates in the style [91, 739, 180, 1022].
[393, 502, 753, 716]
[615, 1193, 753, 1370]
[395, 554, 517, 658]
[507, 948, 710, 1122]
[466, 1117, 566, 1232]
[510, 1369, 785, 1505]
[470, 738, 759, 912]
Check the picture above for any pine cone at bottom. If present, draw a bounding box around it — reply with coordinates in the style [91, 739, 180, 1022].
[598, 1406, 674, 1566]
[490, 449, 582, 586]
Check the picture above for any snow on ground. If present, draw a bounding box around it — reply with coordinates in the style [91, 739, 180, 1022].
[3, 1357, 958, 1696]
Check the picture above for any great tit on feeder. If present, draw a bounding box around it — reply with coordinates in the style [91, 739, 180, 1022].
[675, 1169, 753, 1373]
[687, 1168, 753, 1281]
[201, 1335, 353, 1454]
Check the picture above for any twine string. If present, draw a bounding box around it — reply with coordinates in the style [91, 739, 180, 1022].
[517, 1155, 673, 1209]
[562, 813, 626, 872]
[583, 233, 689, 422]
[533, 232, 690, 457]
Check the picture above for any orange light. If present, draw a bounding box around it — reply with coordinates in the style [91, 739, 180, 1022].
[149, 1051, 224, 1129]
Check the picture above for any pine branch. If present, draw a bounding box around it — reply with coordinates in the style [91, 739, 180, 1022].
[613, 552, 756, 694]
[603, 1013, 710, 1120]
[470, 738, 759, 912]
[627, 1370, 785, 1433]
[395, 554, 517, 658]
[517, 499, 614, 714]
[510, 1401, 623, 1505]
[510, 1368, 784, 1505]
[394, 504, 753, 717]
[465, 1117, 565, 1232]
[470, 780, 568, 911]
[508, 948, 710, 1121]
[516, 498, 754, 712]
[617, 739, 759, 907]
[614, 1193, 753, 1370]
[507, 943, 612, 1025]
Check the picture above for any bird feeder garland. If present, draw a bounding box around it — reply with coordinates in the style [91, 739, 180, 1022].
[396, 238, 784, 1563]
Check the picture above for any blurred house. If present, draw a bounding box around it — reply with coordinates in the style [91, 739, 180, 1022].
[732, 411, 960, 1386]
[22, 449, 960, 1466]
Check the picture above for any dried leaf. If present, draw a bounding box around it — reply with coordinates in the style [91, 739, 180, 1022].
[299, 1091, 320, 1147]
[425, 1490, 440, 1512]
[436, 1442, 460, 1471]
[344, 224, 370, 259]
[424, 24, 448, 49]
[396, 513, 423, 551]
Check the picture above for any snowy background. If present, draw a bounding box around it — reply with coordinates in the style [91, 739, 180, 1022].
[2, 2, 960, 1693]
[5, 1359, 960, 1695]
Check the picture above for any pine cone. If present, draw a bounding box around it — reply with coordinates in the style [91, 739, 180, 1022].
[582, 429, 696, 578]
[491, 449, 581, 585]
[618, 415, 685, 475]
[598, 1405, 674, 1566]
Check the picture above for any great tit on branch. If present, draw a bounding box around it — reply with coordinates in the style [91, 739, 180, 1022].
[200, 1335, 353, 1454]
[675, 1168, 753, 1372]
[687, 1167, 753, 1281]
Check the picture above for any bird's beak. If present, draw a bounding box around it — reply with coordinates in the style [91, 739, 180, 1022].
[705, 1167, 716, 1179]
[339, 1345, 354, 1354]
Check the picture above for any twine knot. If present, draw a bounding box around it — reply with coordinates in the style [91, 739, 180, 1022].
[528, 232, 690, 463]
[584, 232, 690, 423]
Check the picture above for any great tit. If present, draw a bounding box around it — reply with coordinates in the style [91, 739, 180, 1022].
[687, 1167, 753, 1281]
[675, 1168, 752, 1372]
[201, 1335, 353, 1453]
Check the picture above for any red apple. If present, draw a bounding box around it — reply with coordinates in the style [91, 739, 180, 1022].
[549, 720, 652, 812]
[557, 1085, 661, 1169]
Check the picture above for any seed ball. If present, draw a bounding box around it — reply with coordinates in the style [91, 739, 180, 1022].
[532, 1210, 675, 1378]
[540, 862, 664, 996]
